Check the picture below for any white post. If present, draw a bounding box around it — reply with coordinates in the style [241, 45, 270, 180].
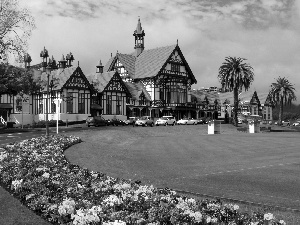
[55, 98, 62, 134]
[21, 99, 24, 129]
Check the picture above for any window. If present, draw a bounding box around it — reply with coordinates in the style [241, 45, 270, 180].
[16, 98, 22, 112]
[171, 64, 180, 73]
[106, 95, 112, 114]
[159, 89, 164, 101]
[51, 102, 56, 113]
[78, 93, 85, 114]
[139, 93, 146, 105]
[39, 103, 43, 114]
[66, 92, 73, 113]
[116, 96, 122, 115]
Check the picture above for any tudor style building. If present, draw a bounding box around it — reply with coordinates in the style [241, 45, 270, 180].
[1, 18, 199, 126]
[95, 18, 197, 120]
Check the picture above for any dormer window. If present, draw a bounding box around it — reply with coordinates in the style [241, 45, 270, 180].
[171, 63, 180, 73]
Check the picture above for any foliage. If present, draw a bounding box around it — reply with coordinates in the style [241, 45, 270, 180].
[272, 103, 300, 121]
[0, 135, 287, 225]
[0, 0, 35, 62]
[269, 77, 296, 124]
[218, 57, 254, 126]
[0, 62, 42, 96]
[0, 62, 21, 95]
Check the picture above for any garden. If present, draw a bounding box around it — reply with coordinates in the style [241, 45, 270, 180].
[0, 134, 288, 224]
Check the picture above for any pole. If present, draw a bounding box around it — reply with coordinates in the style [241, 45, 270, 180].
[56, 98, 61, 134]
[21, 98, 23, 129]
[46, 73, 49, 137]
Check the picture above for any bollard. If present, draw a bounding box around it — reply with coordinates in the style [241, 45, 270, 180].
[66, 119, 68, 127]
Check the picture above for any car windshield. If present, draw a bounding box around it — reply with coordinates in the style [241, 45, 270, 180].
[159, 117, 167, 120]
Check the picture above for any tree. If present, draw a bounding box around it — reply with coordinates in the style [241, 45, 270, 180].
[269, 77, 296, 125]
[0, 0, 35, 62]
[218, 57, 254, 126]
[0, 62, 22, 95]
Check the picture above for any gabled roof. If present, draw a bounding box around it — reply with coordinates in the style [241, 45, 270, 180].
[117, 53, 136, 77]
[103, 56, 115, 73]
[135, 44, 176, 79]
[38, 66, 77, 91]
[217, 90, 270, 105]
[62, 66, 93, 90]
[250, 91, 261, 105]
[124, 82, 151, 101]
[86, 71, 116, 93]
[103, 44, 196, 83]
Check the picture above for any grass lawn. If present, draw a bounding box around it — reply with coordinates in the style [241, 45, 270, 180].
[64, 124, 300, 224]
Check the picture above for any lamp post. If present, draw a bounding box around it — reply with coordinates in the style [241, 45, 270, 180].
[40, 47, 57, 137]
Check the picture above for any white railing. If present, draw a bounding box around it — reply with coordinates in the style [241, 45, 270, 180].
[13, 116, 20, 124]
[0, 116, 7, 125]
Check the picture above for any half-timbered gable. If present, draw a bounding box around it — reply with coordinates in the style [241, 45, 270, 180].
[32, 66, 94, 123]
[87, 71, 131, 120]
[124, 82, 151, 117]
[63, 67, 92, 90]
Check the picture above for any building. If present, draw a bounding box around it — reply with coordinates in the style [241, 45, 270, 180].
[0, 18, 199, 126]
[88, 18, 198, 121]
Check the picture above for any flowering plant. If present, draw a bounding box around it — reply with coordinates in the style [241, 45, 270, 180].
[0, 135, 286, 224]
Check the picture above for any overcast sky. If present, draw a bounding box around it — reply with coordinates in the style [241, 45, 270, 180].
[20, 0, 300, 103]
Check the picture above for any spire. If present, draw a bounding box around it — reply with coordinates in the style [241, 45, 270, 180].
[133, 17, 145, 57]
[96, 60, 104, 73]
[136, 17, 143, 34]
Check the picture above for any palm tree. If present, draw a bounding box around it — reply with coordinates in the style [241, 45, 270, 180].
[269, 77, 296, 125]
[218, 57, 254, 126]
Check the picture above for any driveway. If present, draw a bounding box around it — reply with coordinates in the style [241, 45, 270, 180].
[64, 124, 300, 211]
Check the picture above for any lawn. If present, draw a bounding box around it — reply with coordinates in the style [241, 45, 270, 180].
[64, 124, 300, 222]
[1, 124, 299, 224]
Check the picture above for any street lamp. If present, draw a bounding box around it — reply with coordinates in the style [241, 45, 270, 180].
[40, 47, 57, 137]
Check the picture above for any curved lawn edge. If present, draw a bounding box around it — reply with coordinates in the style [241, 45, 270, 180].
[0, 135, 286, 225]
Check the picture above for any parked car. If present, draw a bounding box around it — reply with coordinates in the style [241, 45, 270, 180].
[135, 116, 154, 127]
[177, 118, 198, 125]
[124, 117, 139, 125]
[105, 119, 112, 126]
[155, 116, 176, 126]
[292, 120, 300, 126]
[110, 119, 126, 126]
[281, 120, 290, 126]
[197, 117, 207, 124]
[177, 118, 189, 125]
[86, 116, 107, 127]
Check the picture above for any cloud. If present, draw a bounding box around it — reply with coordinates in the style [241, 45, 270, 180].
[19, 0, 300, 103]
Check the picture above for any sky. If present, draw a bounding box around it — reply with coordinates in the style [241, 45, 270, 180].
[18, 0, 300, 103]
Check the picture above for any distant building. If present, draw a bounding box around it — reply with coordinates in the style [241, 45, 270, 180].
[191, 89, 273, 122]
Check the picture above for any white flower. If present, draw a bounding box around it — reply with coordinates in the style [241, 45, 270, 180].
[233, 204, 239, 211]
[0, 152, 8, 161]
[58, 198, 76, 216]
[187, 198, 196, 205]
[264, 213, 274, 221]
[279, 220, 286, 225]
[42, 172, 50, 179]
[193, 211, 202, 222]
[25, 193, 35, 200]
[71, 207, 100, 225]
[103, 195, 123, 206]
[211, 217, 218, 223]
[206, 216, 211, 223]
[11, 179, 23, 190]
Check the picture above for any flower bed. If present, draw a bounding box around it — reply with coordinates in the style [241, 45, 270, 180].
[0, 135, 286, 225]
